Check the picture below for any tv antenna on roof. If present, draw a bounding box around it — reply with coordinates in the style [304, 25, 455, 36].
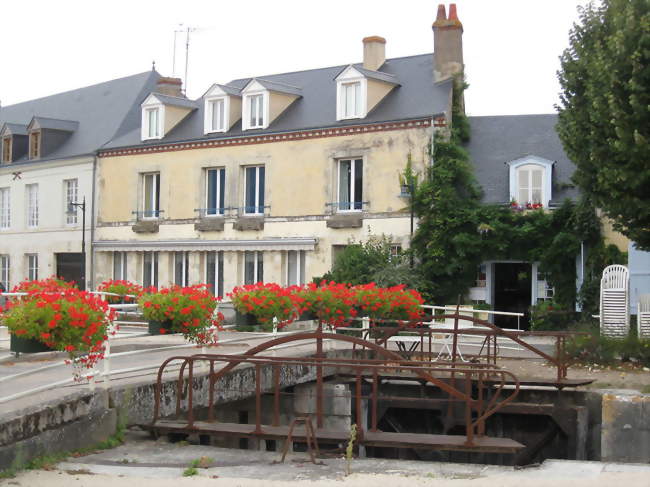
[172, 24, 184, 78]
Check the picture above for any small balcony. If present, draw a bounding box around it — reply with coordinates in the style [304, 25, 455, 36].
[131, 209, 163, 233]
[325, 201, 368, 228]
[233, 205, 270, 231]
[194, 207, 229, 232]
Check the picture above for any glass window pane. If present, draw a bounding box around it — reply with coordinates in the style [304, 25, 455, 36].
[288, 251, 297, 286]
[144, 175, 153, 214]
[207, 169, 217, 214]
[531, 169, 542, 188]
[257, 252, 263, 283]
[354, 83, 361, 116]
[339, 160, 351, 210]
[113, 252, 121, 279]
[219, 169, 226, 214]
[519, 169, 529, 189]
[353, 159, 363, 209]
[207, 252, 216, 294]
[258, 167, 265, 212]
[245, 167, 256, 213]
[531, 189, 542, 204]
[244, 251, 255, 284]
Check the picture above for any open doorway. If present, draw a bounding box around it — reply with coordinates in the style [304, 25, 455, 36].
[493, 262, 531, 329]
[56, 253, 84, 289]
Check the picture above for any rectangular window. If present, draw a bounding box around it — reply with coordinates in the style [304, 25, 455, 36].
[205, 251, 224, 297]
[205, 168, 226, 216]
[244, 251, 263, 285]
[337, 158, 363, 211]
[475, 264, 487, 288]
[537, 271, 555, 301]
[342, 82, 361, 118]
[26, 184, 38, 227]
[248, 94, 264, 128]
[113, 252, 128, 280]
[0, 187, 10, 229]
[147, 108, 160, 138]
[142, 172, 160, 218]
[64, 179, 78, 225]
[517, 165, 543, 205]
[27, 254, 38, 281]
[143, 251, 158, 288]
[244, 166, 265, 214]
[2, 137, 11, 163]
[29, 132, 40, 159]
[174, 251, 189, 286]
[210, 99, 225, 132]
[389, 244, 402, 261]
[287, 250, 306, 286]
[0, 254, 9, 291]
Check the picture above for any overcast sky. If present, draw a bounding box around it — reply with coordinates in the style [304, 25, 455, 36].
[0, 0, 589, 116]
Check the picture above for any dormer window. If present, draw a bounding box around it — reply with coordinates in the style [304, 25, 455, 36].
[2, 137, 11, 163]
[246, 93, 265, 129]
[208, 98, 226, 132]
[145, 107, 161, 139]
[29, 131, 40, 159]
[508, 156, 554, 207]
[341, 82, 362, 119]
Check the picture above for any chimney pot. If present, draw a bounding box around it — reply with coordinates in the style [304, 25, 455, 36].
[448, 3, 458, 20]
[362, 36, 386, 71]
[156, 77, 184, 98]
[435, 4, 446, 22]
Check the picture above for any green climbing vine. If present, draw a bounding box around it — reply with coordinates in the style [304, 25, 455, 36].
[410, 77, 625, 318]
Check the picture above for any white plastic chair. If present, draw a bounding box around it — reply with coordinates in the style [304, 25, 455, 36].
[637, 294, 650, 339]
[600, 265, 630, 338]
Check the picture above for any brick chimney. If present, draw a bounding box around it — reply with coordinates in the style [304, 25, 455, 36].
[156, 77, 184, 97]
[362, 36, 386, 71]
[432, 3, 464, 82]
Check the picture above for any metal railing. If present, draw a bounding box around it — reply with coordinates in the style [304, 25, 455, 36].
[132, 209, 164, 220]
[325, 201, 369, 213]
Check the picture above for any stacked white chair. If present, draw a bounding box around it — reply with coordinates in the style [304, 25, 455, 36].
[599, 265, 630, 338]
[637, 294, 650, 339]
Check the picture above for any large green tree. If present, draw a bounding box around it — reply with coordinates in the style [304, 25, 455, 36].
[556, 0, 650, 249]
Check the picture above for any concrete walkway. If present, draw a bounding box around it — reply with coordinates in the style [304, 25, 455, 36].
[5, 430, 650, 486]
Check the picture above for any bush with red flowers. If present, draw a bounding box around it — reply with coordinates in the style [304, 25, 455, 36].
[138, 285, 222, 344]
[1, 287, 115, 370]
[97, 279, 143, 304]
[229, 283, 296, 327]
[11, 277, 75, 298]
[353, 283, 424, 323]
[293, 281, 358, 327]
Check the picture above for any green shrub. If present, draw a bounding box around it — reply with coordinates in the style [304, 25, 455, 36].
[530, 301, 579, 331]
[566, 331, 650, 368]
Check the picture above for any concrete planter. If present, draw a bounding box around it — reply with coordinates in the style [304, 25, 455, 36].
[235, 311, 259, 327]
[10, 335, 52, 354]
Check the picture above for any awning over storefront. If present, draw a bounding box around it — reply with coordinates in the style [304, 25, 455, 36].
[93, 238, 318, 252]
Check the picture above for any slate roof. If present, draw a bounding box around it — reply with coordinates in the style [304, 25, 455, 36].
[251, 79, 303, 97]
[0, 70, 160, 164]
[467, 114, 579, 205]
[0, 123, 28, 136]
[353, 65, 400, 84]
[104, 53, 452, 150]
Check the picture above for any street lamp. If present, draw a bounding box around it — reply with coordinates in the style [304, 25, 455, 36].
[67, 196, 86, 290]
[401, 181, 416, 268]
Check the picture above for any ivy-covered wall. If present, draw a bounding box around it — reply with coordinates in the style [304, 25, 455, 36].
[411, 80, 625, 316]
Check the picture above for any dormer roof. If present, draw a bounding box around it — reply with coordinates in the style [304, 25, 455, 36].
[0, 123, 28, 136]
[242, 78, 303, 97]
[27, 116, 79, 132]
[335, 65, 400, 85]
[203, 84, 242, 98]
[142, 93, 198, 110]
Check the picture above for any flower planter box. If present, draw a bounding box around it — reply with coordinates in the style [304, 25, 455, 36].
[235, 311, 259, 327]
[149, 320, 174, 335]
[10, 335, 52, 354]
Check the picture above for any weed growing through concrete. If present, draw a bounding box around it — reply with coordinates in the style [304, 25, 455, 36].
[345, 424, 357, 476]
[183, 466, 199, 476]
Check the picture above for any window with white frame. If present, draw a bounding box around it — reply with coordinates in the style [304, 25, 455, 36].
[142, 172, 160, 218]
[26, 184, 38, 227]
[113, 252, 128, 280]
[145, 107, 161, 139]
[0, 254, 9, 291]
[64, 179, 78, 225]
[27, 254, 38, 281]
[207, 98, 226, 133]
[205, 168, 225, 216]
[244, 251, 263, 285]
[287, 250, 305, 286]
[517, 164, 543, 205]
[244, 166, 265, 214]
[174, 251, 189, 286]
[341, 82, 362, 119]
[143, 251, 158, 288]
[508, 156, 553, 207]
[0, 187, 10, 229]
[2, 137, 11, 163]
[246, 94, 264, 129]
[205, 251, 224, 297]
[389, 244, 402, 261]
[337, 158, 363, 211]
[537, 270, 554, 301]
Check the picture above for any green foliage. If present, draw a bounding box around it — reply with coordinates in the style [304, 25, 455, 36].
[319, 235, 425, 292]
[557, 0, 650, 249]
[345, 423, 357, 476]
[183, 466, 198, 476]
[530, 300, 580, 331]
[566, 331, 650, 368]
